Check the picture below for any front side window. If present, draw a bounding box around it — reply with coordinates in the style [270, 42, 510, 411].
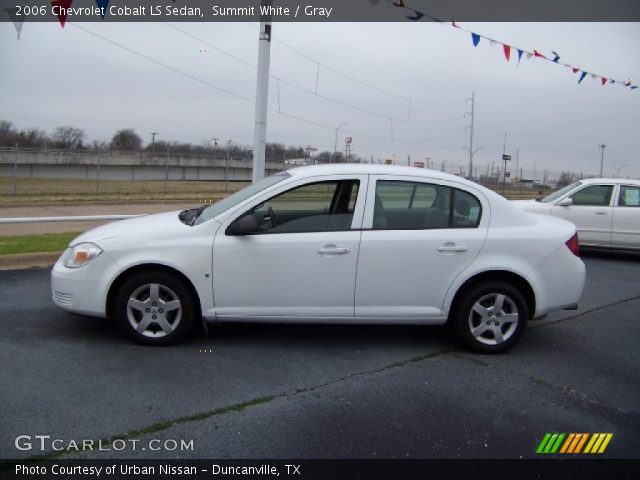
[237, 180, 359, 234]
[373, 180, 481, 230]
[571, 185, 614, 206]
[619, 185, 640, 207]
[540, 181, 581, 203]
[195, 172, 290, 225]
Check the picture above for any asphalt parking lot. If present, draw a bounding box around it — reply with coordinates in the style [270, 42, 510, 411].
[1, 251, 639, 461]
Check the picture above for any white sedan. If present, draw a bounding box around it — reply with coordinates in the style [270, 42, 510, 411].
[51, 164, 585, 353]
[513, 178, 640, 251]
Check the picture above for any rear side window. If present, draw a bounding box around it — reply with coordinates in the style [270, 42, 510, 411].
[452, 189, 482, 227]
[373, 180, 481, 230]
[618, 186, 640, 207]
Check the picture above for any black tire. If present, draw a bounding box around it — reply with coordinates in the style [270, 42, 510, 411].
[452, 281, 529, 354]
[114, 270, 196, 345]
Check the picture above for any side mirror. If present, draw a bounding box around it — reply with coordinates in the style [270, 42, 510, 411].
[226, 213, 260, 235]
[557, 197, 573, 207]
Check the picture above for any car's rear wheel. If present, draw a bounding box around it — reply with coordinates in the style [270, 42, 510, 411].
[452, 281, 529, 354]
[114, 270, 196, 345]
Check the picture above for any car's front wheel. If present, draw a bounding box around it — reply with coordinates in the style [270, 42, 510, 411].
[114, 270, 196, 345]
[452, 281, 529, 354]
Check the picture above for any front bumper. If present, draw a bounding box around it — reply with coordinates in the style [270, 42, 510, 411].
[50, 250, 118, 317]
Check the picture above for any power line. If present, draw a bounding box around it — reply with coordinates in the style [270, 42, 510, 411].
[244, 22, 464, 107]
[70, 23, 460, 145]
[167, 22, 463, 125]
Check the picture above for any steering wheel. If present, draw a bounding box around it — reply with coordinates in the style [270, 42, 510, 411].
[267, 206, 279, 227]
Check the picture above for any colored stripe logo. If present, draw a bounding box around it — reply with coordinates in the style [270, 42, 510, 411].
[537, 433, 613, 454]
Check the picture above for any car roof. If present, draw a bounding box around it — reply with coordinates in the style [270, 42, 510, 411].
[580, 177, 640, 185]
[286, 163, 475, 185]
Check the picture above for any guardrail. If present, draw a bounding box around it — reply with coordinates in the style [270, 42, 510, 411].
[0, 214, 145, 224]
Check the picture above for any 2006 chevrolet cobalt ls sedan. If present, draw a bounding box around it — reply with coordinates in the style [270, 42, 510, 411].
[52, 164, 585, 353]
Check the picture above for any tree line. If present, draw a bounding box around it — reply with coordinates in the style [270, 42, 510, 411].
[0, 120, 357, 163]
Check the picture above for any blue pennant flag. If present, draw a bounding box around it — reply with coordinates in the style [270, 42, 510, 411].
[551, 51, 560, 63]
[471, 33, 480, 47]
[95, 0, 109, 19]
[632, 86, 638, 90]
[578, 71, 588, 84]
[406, 10, 424, 21]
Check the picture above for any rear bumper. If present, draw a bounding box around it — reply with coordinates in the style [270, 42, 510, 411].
[529, 246, 586, 318]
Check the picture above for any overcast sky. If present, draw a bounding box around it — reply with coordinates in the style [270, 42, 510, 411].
[1, 19, 639, 180]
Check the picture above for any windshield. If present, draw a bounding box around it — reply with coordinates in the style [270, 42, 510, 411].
[539, 181, 582, 203]
[194, 172, 290, 225]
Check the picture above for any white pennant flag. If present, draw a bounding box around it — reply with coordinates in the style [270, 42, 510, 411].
[4, 8, 23, 40]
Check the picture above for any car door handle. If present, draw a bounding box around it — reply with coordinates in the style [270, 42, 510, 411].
[595, 211, 608, 215]
[317, 245, 350, 255]
[437, 244, 468, 253]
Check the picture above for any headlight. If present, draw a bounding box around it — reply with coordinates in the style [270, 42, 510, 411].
[63, 243, 103, 268]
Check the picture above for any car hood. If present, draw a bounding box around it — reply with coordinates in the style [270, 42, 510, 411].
[69, 211, 186, 245]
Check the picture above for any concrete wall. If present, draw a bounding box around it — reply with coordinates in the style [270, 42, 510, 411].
[0, 150, 285, 181]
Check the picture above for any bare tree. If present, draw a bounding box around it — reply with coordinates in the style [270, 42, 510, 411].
[52, 126, 85, 149]
[110, 128, 142, 151]
[19, 128, 49, 148]
[556, 171, 578, 188]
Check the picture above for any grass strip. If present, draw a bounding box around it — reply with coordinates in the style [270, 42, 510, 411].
[0, 232, 80, 255]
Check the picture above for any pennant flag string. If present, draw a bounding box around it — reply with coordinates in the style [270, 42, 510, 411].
[375, 0, 636, 91]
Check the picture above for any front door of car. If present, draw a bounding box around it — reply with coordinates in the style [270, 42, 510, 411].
[552, 184, 614, 246]
[212, 175, 367, 319]
[355, 177, 488, 319]
[612, 184, 640, 248]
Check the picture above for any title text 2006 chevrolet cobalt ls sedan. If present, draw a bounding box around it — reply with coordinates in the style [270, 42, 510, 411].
[52, 165, 585, 353]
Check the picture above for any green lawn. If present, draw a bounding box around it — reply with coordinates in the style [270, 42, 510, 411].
[0, 232, 80, 255]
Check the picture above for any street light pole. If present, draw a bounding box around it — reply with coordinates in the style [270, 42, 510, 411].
[598, 144, 606, 177]
[334, 123, 347, 162]
[612, 163, 628, 178]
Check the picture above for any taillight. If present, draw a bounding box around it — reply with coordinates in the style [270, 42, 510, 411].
[565, 233, 580, 257]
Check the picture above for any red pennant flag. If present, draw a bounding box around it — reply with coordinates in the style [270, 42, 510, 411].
[572, 67, 580, 74]
[51, 0, 73, 27]
[625, 80, 631, 87]
[393, 0, 405, 7]
[533, 50, 546, 58]
[503, 44, 511, 61]
[452, 21, 458, 28]
[601, 77, 607, 85]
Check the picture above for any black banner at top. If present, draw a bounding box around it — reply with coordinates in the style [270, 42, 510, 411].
[1, 0, 640, 23]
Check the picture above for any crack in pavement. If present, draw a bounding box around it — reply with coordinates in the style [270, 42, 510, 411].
[530, 294, 640, 330]
[5, 294, 639, 465]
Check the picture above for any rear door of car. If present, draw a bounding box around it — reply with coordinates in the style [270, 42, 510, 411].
[612, 184, 640, 249]
[354, 175, 488, 319]
[552, 183, 615, 246]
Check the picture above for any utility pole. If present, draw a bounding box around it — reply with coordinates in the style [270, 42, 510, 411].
[515, 148, 519, 183]
[598, 144, 606, 177]
[252, 7, 272, 183]
[150, 132, 158, 154]
[501, 131, 508, 193]
[464, 92, 480, 180]
[225, 140, 231, 192]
